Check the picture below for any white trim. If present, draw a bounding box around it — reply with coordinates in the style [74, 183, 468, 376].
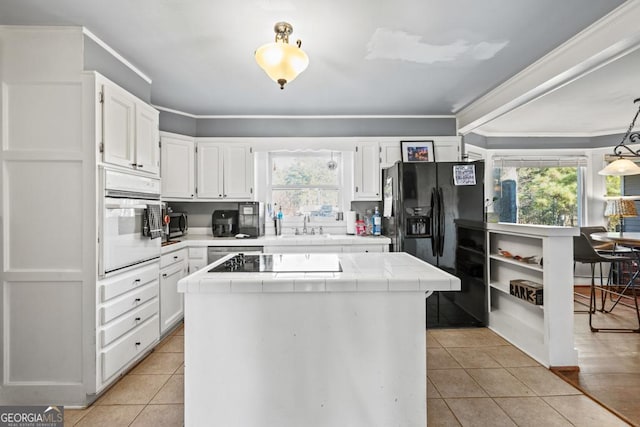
[472, 129, 626, 138]
[457, 1, 640, 135]
[82, 27, 152, 84]
[153, 104, 453, 120]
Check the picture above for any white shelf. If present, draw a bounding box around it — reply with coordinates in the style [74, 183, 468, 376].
[486, 225, 579, 368]
[489, 254, 543, 272]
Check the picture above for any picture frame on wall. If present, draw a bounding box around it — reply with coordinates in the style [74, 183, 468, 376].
[401, 140, 435, 163]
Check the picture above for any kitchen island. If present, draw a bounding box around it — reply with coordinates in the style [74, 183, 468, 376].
[178, 252, 460, 427]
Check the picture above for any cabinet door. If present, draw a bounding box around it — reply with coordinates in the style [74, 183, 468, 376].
[434, 137, 461, 162]
[223, 144, 254, 199]
[354, 142, 381, 200]
[159, 263, 185, 335]
[161, 136, 195, 198]
[135, 103, 160, 175]
[196, 142, 224, 198]
[102, 84, 136, 169]
[380, 141, 401, 169]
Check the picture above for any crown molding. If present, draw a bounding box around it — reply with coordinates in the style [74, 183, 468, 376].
[82, 27, 152, 84]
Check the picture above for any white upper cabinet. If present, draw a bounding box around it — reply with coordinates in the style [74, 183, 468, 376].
[433, 136, 461, 162]
[380, 141, 402, 169]
[102, 81, 159, 176]
[160, 134, 195, 199]
[354, 142, 381, 201]
[196, 142, 254, 200]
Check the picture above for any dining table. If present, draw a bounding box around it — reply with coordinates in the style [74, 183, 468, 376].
[590, 232, 640, 332]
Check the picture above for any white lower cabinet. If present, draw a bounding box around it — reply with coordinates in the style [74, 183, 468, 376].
[160, 248, 188, 335]
[188, 247, 208, 273]
[264, 244, 387, 254]
[97, 262, 160, 388]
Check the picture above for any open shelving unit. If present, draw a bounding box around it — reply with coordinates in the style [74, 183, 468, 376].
[486, 223, 579, 368]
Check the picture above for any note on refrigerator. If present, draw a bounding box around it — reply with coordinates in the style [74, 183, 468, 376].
[383, 176, 393, 217]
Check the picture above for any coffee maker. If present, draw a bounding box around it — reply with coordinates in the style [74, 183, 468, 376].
[212, 210, 238, 237]
[238, 202, 264, 237]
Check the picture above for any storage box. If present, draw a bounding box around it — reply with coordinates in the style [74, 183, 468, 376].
[509, 279, 543, 305]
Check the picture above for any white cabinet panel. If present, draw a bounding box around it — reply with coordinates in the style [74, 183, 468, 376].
[196, 142, 254, 200]
[380, 141, 401, 169]
[354, 142, 381, 201]
[161, 135, 195, 198]
[160, 262, 186, 334]
[102, 83, 136, 169]
[135, 102, 160, 175]
[101, 80, 159, 176]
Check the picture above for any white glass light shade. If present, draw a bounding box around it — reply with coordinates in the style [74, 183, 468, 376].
[598, 158, 640, 176]
[255, 41, 309, 89]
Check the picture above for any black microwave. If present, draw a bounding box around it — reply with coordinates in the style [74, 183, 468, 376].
[168, 212, 188, 238]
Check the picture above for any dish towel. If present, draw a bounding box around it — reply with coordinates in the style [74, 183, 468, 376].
[144, 204, 163, 239]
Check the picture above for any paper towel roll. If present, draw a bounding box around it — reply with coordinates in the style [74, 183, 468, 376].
[346, 211, 356, 235]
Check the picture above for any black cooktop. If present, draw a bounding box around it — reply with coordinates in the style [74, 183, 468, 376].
[208, 253, 342, 273]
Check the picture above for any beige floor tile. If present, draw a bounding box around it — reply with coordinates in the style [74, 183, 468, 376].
[130, 404, 184, 427]
[74, 405, 144, 427]
[543, 395, 631, 426]
[427, 331, 443, 348]
[446, 347, 502, 368]
[428, 369, 487, 398]
[429, 328, 509, 348]
[467, 368, 535, 397]
[98, 374, 170, 405]
[428, 348, 462, 370]
[494, 397, 573, 427]
[445, 398, 516, 427]
[174, 364, 185, 375]
[63, 407, 94, 426]
[483, 345, 540, 367]
[508, 367, 581, 396]
[427, 398, 461, 426]
[151, 375, 184, 404]
[427, 378, 441, 399]
[130, 352, 184, 375]
[157, 335, 184, 353]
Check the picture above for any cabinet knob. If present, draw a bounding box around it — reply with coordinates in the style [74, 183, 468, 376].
[137, 164, 144, 168]
[135, 317, 141, 321]
[133, 279, 141, 284]
[135, 342, 141, 346]
[130, 163, 137, 167]
[135, 298, 141, 302]
[355, 186, 359, 192]
[162, 273, 167, 277]
[219, 194, 222, 197]
[173, 255, 178, 259]
[224, 194, 227, 197]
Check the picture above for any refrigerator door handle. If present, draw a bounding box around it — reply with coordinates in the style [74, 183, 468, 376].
[438, 187, 445, 257]
[430, 188, 437, 256]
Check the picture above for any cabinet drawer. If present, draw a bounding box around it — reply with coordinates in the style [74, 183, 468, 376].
[101, 315, 159, 382]
[100, 263, 159, 302]
[161, 248, 188, 269]
[188, 247, 207, 260]
[101, 281, 158, 324]
[101, 298, 159, 347]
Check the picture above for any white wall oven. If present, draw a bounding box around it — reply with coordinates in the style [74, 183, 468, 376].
[100, 168, 162, 277]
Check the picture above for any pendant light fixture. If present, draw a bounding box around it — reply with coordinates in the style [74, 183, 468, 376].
[599, 98, 640, 176]
[255, 22, 309, 90]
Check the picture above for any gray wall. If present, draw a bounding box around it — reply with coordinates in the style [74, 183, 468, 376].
[465, 132, 625, 150]
[159, 115, 457, 138]
[83, 35, 152, 102]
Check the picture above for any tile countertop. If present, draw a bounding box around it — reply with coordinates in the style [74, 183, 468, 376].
[177, 252, 460, 293]
[161, 233, 391, 253]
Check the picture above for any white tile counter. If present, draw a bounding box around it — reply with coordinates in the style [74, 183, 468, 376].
[179, 252, 459, 427]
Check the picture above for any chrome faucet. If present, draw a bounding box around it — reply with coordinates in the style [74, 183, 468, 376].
[303, 214, 309, 234]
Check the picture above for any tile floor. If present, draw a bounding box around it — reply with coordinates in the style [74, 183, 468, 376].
[63, 322, 631, 426]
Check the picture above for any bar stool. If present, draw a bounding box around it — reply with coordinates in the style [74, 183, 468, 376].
[573, 233, 634, 332]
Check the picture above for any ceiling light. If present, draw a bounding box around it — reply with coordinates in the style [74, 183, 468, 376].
[255, 22, 309, 90]
[599, 98, 640, 176]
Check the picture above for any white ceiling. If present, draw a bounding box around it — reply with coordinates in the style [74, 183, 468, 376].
[0, 0, 634, 137]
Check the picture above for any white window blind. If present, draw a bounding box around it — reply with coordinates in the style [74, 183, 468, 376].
[493, 155, 588, 168]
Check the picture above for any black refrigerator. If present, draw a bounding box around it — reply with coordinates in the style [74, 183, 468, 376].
[382, 160, 486, 327]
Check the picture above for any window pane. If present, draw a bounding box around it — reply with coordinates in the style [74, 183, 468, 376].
[272, 189, 340, 218]
[271, 153, 340, 186]
[494, 166, 580, 226]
